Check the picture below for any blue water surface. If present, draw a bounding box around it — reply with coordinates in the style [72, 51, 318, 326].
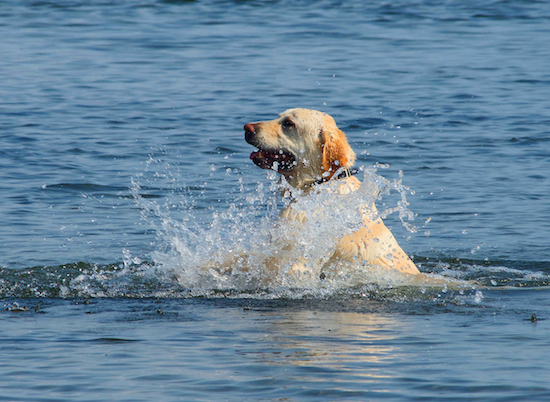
[1, 0, 550, 400]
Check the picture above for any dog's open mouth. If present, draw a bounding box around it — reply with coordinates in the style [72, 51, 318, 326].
[250, 149, 296, 172]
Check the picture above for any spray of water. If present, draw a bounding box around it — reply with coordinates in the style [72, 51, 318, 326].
[126, 155, 466, 297]
[0, 155, 546, 300]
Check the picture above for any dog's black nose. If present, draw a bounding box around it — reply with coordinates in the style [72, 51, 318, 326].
[244, 123, 256, 144]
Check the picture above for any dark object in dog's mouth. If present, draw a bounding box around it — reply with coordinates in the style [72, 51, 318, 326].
[250, 149, 296, 171]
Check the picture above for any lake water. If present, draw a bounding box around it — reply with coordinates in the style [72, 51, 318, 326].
[1, 0, 550, 400]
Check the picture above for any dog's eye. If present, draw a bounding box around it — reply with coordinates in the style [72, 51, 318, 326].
[281, 118, 295, 130]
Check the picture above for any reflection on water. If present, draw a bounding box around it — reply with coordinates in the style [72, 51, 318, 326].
[1, 296, 548, 401]
[263, 310, 403, 371]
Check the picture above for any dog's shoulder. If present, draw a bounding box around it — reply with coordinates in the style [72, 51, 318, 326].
[334, 176, 361, 195]
[278, 176, 363, 223]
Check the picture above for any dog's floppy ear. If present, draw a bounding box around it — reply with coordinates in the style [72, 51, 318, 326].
[321, 116, 356, 175]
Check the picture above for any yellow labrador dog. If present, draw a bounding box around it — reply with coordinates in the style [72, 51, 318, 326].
[244, 108, 420, 276]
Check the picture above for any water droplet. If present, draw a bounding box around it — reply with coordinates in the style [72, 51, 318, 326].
[474, 291, 484, 304]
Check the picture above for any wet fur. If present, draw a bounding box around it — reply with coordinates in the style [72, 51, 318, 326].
[245, 108, 420, 276]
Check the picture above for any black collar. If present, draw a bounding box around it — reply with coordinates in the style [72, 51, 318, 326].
[312, 168, 360, 186]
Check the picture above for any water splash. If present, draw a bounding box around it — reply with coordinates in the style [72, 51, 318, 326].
[4, 156, 546, 301]
[128, 159, 456, 294]
[2, 258, 548, 301]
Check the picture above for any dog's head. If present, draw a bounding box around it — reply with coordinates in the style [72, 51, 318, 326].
[244, 108, 356, 189]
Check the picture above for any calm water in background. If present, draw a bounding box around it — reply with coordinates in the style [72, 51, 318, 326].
[1, 0, 550, 401]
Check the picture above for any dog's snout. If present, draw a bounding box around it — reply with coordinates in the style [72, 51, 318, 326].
[244, 123, 256, 134]
[244, 123, 257, 144]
